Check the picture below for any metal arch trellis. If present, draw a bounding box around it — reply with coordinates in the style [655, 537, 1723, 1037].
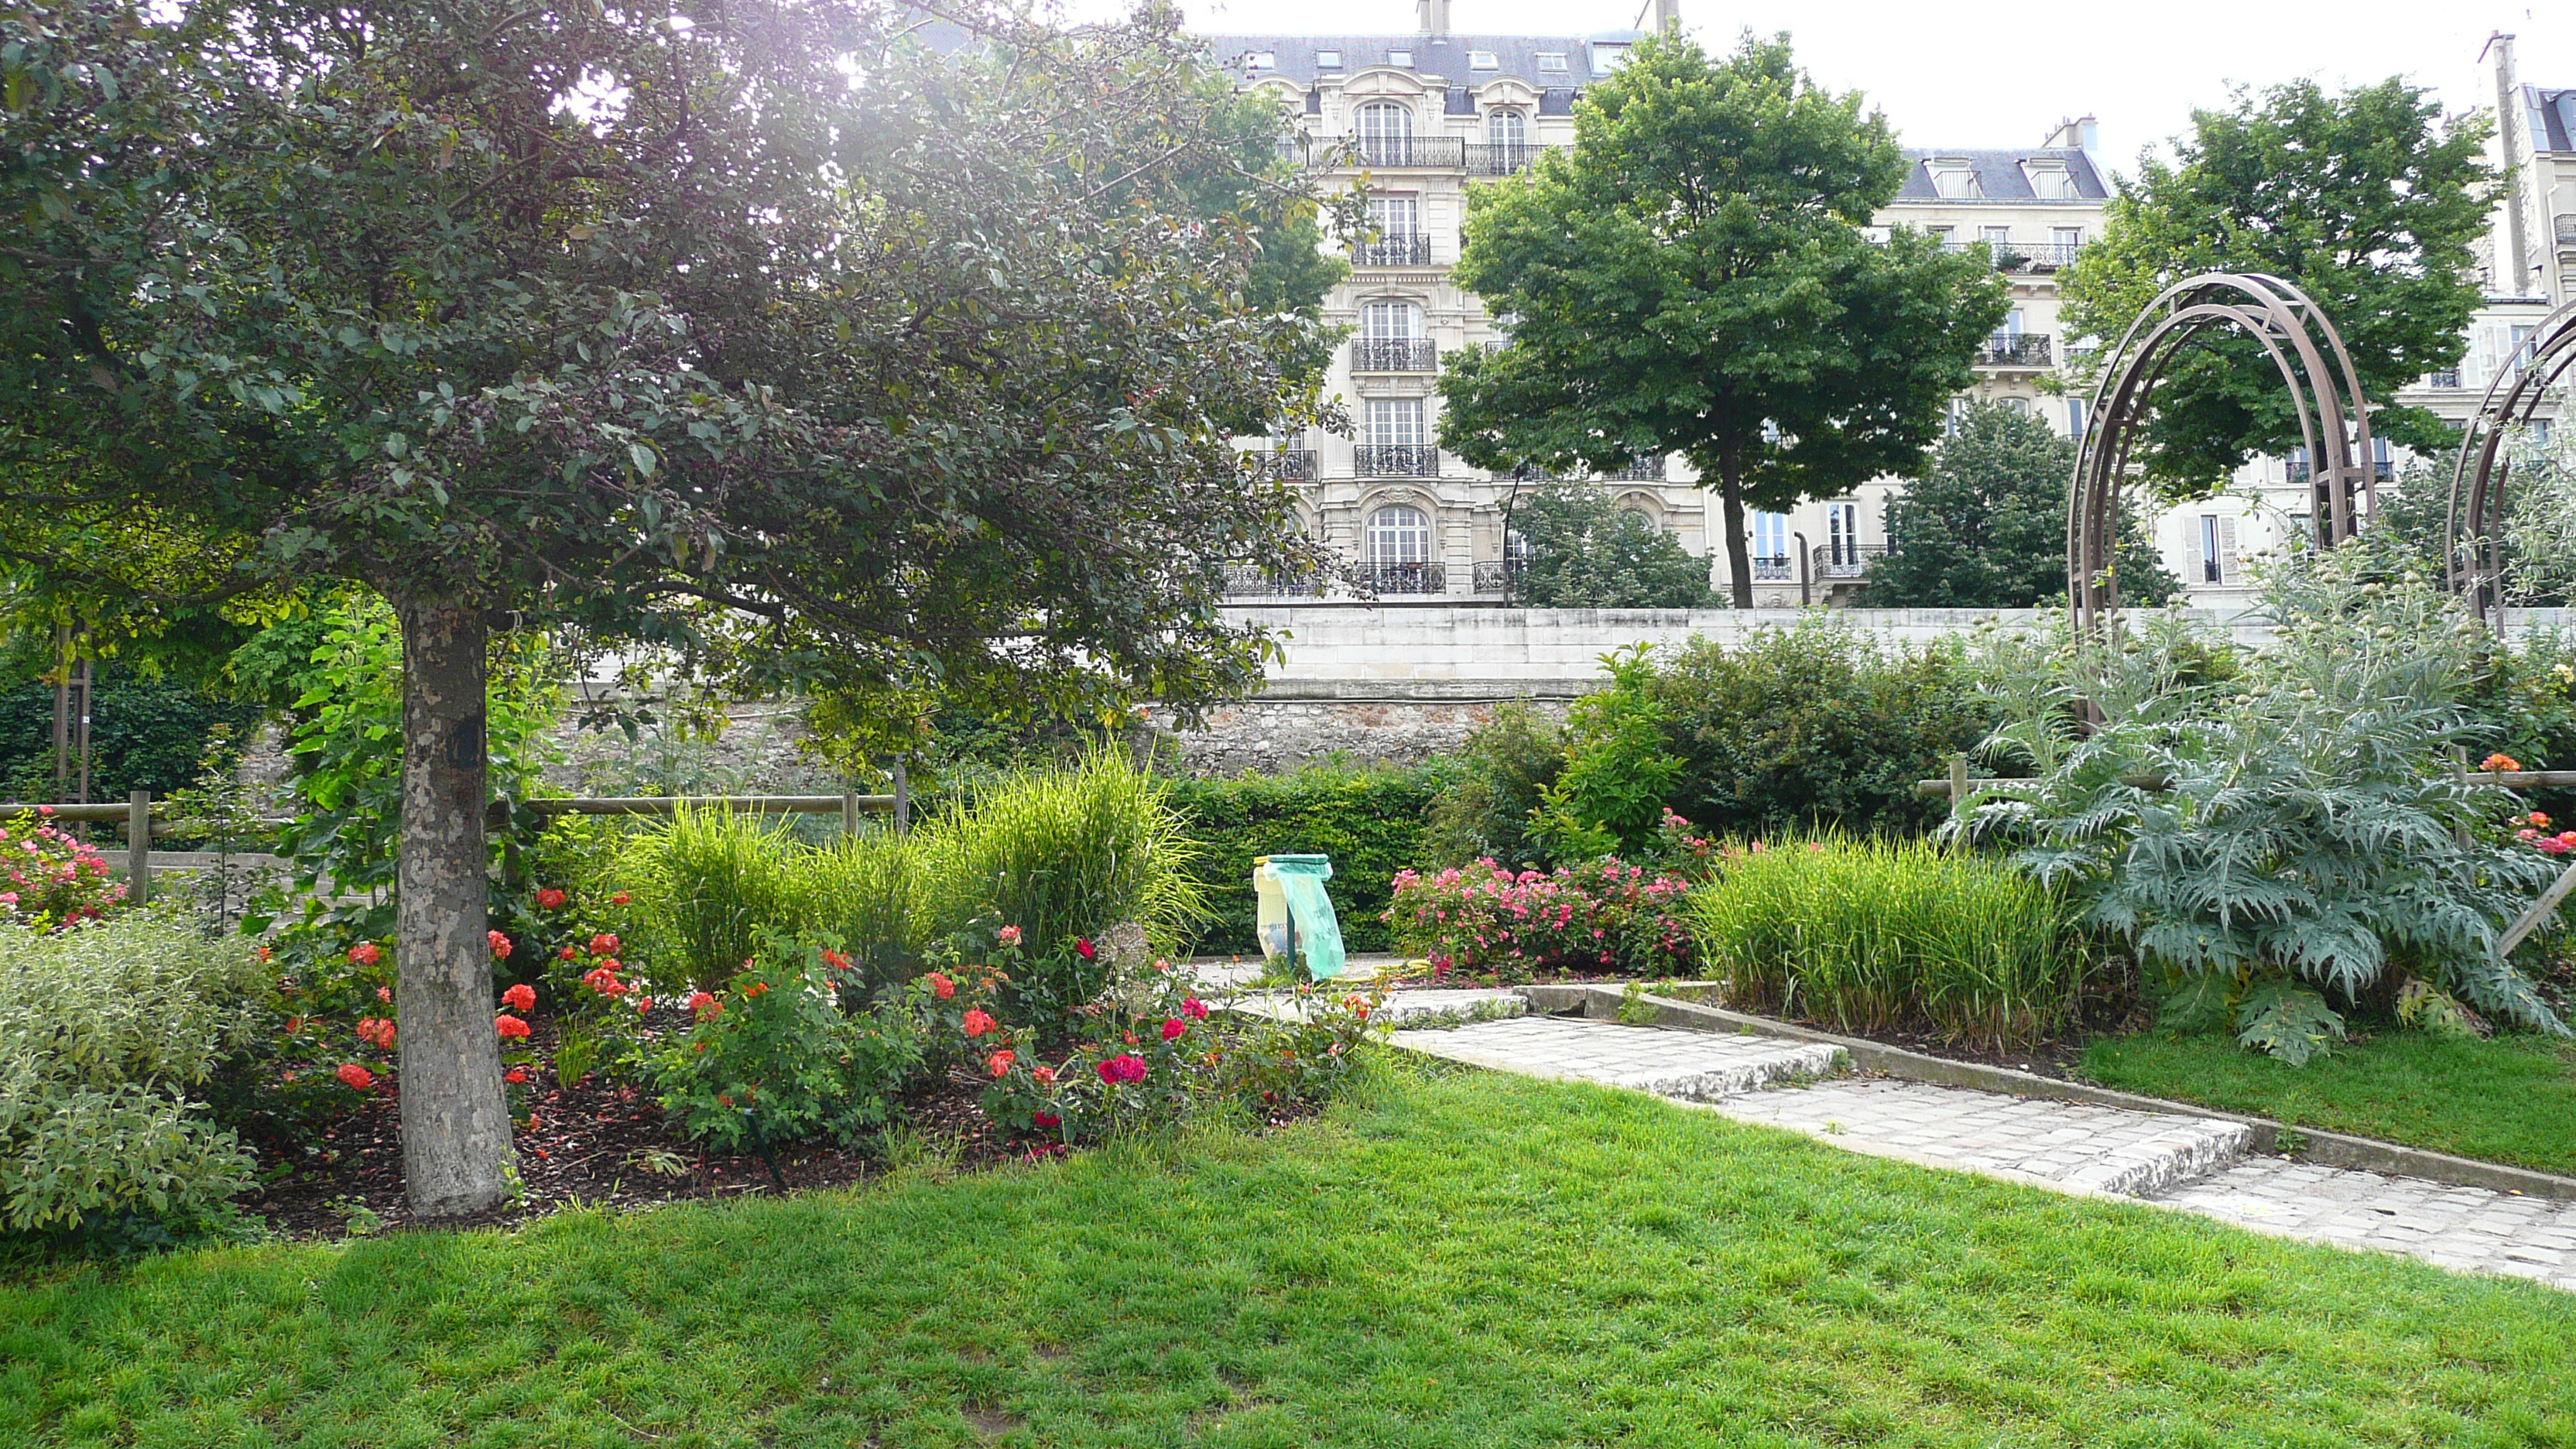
[2067, 272, 2377, 636]
[2445, 296, 2576, 633]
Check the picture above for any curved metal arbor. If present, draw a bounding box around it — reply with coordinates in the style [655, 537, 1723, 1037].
[2445, 296, 2576, 632]
[2067, 273, 2376, 635]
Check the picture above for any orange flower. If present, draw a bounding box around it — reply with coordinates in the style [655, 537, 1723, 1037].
[744, 981, 769, 998]
[347, 941, 381, 967]
[501, 982, 536, 1011]
[963, 1008, 997, 1038]
[987, 1050, 1016, 1077]
[487, 930, 513, 960]
[1032, 1065, 1057, 1086]
[504, 1067, 527, 1084]
[495, 1013, 531, 1039]
[928, 971, 956, 1000]
[336, 1063, 374, 1091]
[2485, 752, 2523, 773]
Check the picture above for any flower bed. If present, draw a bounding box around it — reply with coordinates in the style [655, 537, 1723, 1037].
[1382, 858, 1697, 981]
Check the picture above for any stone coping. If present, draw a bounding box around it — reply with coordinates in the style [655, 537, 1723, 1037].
[1521, 983, 2576, 1204]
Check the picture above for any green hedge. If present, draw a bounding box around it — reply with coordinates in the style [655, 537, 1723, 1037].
[1166, 762, 1454, 957]
[0, 674, 261, 801]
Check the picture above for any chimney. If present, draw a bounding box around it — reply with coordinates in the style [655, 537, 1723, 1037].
[2041, 115, 2098, 152]
[2485, 32, 2531, 295]
[1418, 0, 1449, 38]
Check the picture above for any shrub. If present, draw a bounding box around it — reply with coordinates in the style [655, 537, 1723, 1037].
[0, 670, 261, 803]
[915, 749, 1204, 1019]
[1530, 644, 1684, 863]
[1649, 620, 1992, 841]
[0, 807, 126, 930]
[617, 804, 802, 990]
[1382, 856, 1698, 981]
[0, 912, 269, 1232]
[1691, 837, 2091, 1052]
[1165, 760, 1451, 955]
[644, 933, 924, 1151]
[1965, 553, 2567, 1060]
[1420, 702, 1564, 872]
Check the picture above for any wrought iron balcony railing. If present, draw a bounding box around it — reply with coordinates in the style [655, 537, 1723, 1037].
[1221, 564, 1329, 598]
[1975, 333, 2054, 367]
[1302, 135, 1467, 170]
[1750, 553, 1795, 581]
[1598, 456, 1667, 481]
[1245, 448, 1315, 481]
[1814, 543, 1886, 580]
[1930, 238, 2084, 271]
[1351, 338, 1437, 372]
[2287, 459, 2397, 485]
[1471, 559, 1525, 596]
[1465, 142, 1537, 176]
[1355, 444, 1440, 476]
[2427, 369, 2463, 389]
[1359, 560, 1445, 594]
[2557, 214, 2576, 245]
[1350, 233, 1434, 267]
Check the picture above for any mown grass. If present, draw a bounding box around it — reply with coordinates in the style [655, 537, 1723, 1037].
[2083, 1027, 2576, 1177]
[4, 1064, 2571, 1447]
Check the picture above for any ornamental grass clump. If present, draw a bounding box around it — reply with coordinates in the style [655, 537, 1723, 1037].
[1692, 837, 2088, 1052]
[617, 804, 802, 990]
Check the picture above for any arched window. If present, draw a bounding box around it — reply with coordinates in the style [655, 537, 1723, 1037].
[1355, 102, 1413, 166]
[1487, 109, 1526, 159]
[1366, 503, 1433, 564]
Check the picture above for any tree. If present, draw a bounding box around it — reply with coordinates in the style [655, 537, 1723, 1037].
[1436, 31, 2006, 607]
[2062, 79, 2493, 496]
[1506, 481, 1714, 608]
[1867, 402, 2179, 608]
[0, 0, 1331, 1215]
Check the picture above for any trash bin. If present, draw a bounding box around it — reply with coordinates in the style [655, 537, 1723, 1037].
[1252, 853, 1348, 981]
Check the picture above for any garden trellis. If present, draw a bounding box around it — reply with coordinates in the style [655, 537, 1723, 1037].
[2444, 294, 2576, 633]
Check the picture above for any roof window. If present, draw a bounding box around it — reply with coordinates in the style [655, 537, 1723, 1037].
[1536, 51, 1567, 71]
[1315, 49, 1342, 69]
[1591, 43, 1629, 74]
[1244, 50, 1275, 70]
[1468, 50, 1498, 69]
[1928, 158, 1979, 199]
[1387, 47, 1413, 67]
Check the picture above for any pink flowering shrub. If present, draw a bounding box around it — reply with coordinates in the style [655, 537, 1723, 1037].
[0, 807, 128, 931]
[1382, 857, 1697, 981]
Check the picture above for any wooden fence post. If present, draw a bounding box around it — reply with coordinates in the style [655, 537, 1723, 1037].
[128, 790, 151, 904]
[1947, 755, 1969, 814]
[893, 761, 910, 836]
[841, 790, 859, 838]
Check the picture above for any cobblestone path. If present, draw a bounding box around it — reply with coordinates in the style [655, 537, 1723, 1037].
[1388, 1014, 2576, 1294]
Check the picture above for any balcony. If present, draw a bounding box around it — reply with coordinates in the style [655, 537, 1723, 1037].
[1975, 333, 2054, 368]
[2427, 369, 2463, 389]
[2557, 214, 2576, 245]
[1355, 444, 1440, 476]
[1471, 558, 1525, 596]
[1351, 338, 1437, 372]
[1301, 135, 1467, 170]
[1599, 456, 1667, 482]
[2286, 459, 2397, 485]
[1465, 142, 1537, 176]
[1350, 233, 1434, 268]
[1814, 543, 1886, 580]
[1932, 239, 2084, 271]
[1221, 563, 1328, 598]
[1245, 448, 1315, 481]
[1359, 560, 1446, 594]
[1750, 553, 1795, 582]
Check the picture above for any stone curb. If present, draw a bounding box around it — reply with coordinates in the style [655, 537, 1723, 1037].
[1520, 984, 2576, 1204]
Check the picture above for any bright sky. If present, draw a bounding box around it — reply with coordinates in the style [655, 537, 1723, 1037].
[1064, 0, 2575, 172]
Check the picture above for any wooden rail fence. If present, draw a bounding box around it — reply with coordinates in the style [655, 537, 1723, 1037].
[3, 791, 902, 906]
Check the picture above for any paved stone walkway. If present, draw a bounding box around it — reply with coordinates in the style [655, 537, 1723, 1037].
[1389, 1013, 2576, 1294]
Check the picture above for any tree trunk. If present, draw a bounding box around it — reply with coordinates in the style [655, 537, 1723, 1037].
[393, 593, 512, 1218]
[1717, 444, 1753, 608]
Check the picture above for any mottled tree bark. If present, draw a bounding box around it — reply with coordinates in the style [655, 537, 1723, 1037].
[393, 593, 512, 1217]
[1717, 440, 1752, 608]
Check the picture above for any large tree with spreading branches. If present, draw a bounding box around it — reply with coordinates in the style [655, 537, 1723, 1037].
[0, 0, 1334, 1215]
[1436, 31, 2006, 607]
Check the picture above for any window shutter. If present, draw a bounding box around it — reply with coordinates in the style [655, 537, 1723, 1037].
[2217, 518, 2241, 585]
[2181, 522, 2202, 587]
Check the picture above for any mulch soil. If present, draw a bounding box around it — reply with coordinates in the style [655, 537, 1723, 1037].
[235, 1010, 1320, 1243]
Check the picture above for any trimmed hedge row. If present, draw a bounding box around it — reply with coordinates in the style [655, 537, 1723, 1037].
[1165, 762, 1453, 956]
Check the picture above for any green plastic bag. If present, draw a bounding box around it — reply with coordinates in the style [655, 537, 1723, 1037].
[1266, 854, 1349, 981]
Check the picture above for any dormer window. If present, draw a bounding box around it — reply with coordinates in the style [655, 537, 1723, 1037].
[1591, 43, 1629, 73]
[1468, 50, 1498, 69]
[2024, 160, 2074, 199]
[1244, 50, 1276, 71]
[1387, 47, 1413, 68]
[1316, 49, 1342, 69]
[1929, 158, 1979, 198]
[1536, 51, 1567, 71]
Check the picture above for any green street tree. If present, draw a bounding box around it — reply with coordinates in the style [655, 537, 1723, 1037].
[1506, 481, 1714, 608]
[1435, 31, 2006, 606]
[2061, 78, 2493, 496]
[1866, 402, 2180, 608]
[0, 0, 1331, 1216]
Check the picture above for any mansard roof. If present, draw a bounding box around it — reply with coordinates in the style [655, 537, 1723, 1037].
[1198, 32, 1640, 91]
[1892, 147, 2112, 202]
[2524, 84, 2575, 155]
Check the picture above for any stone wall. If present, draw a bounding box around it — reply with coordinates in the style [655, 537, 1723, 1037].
[1148, 682, 1580, 776]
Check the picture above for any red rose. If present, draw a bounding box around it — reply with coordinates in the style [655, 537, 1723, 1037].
[687, 991, 720, 1019]
[590, 933, 620, 955]
[1097, 1053, 1146, 1084]
[487, 930, 513, 960]
[1160, 1018, 1187, 1041]
[535, 887, 567, 909]
[1032, 1065, 1057, 1086]
[347, 942, 381, 966]
[610, 892, 630, 906]
[962, 1008, 996, 1039]
[336, 1063, 374, 1091]
[928, 971, 956, 1000]
[1075, 937, 1096, 961]
[987, 1050, 1016, 1078]
[502, 982, 536, 1011]
[558, 945, 579, 961]
[1182, 997, 1209, 1021]
[495, 1013, 531, 1039]
[1033, 1111, 1060, 1128]
[504, 1067, 527, 1084]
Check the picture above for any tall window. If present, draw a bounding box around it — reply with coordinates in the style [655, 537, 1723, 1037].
[1355, 102, 1412, 165]
[1366, 397, 1424, 447]
[1827, 501, 1859, 567]
[2199, 516, 2223, 584]
[1362, 300, 1421, 341]
[1488, 109, 1525, 152]
[2065, 397, 2088, 440]
[1981, 225, 2012, 248]
[2051, 225, 2082, 250]
[1358, 300, 1426, 370]
[1366, 504, 1432, 564]
[1367, 194, 1420, 241]
[1752, 512, 1787, 560]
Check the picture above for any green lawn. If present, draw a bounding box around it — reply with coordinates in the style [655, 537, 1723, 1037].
[2081, 1028, 2576, 1177]
[4, 1064, 2571, 1447]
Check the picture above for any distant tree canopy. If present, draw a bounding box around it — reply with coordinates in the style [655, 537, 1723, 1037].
[1436, 31, 2005, 607]
[1508, 481, 1714, 608]
[1867, 402, 2179, 610]
[2062, 77, 2492, 500]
